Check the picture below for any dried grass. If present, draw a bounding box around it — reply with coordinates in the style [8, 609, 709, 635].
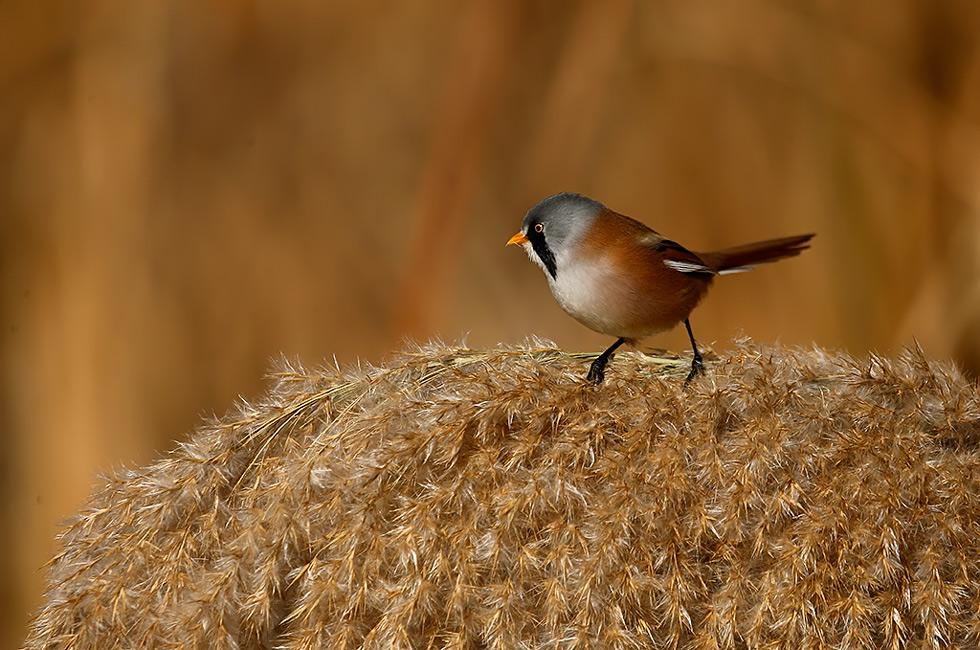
[23, 340, 980, 650]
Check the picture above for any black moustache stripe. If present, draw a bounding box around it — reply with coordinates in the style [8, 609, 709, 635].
[529, 233, 557, 279]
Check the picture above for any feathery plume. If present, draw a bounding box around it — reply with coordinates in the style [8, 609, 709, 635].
[23, 340, 980, 650]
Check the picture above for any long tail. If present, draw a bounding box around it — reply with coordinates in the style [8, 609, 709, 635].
[700, 234, 814, 275]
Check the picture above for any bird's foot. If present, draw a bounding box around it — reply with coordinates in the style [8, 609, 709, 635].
[587, 358, 607, 385]
[683, 353, 705, 387]
[586, 338, 627, 385]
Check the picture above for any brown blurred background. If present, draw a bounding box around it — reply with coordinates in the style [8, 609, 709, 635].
[2, 0, 980, 646]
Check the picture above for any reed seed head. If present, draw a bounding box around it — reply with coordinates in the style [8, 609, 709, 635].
[23, 340, 980, 650]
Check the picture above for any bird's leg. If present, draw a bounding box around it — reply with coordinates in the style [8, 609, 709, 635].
[683, 318, 704, 386]
[587, 337, 627, 385]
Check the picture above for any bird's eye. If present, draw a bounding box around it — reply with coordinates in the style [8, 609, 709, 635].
[534, 223, 544, 233]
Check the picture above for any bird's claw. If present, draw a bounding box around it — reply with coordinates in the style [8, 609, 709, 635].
[586, 359, 606, 385]
[683, 354, 705, 387]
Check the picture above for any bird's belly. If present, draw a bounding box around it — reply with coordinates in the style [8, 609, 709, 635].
[548, 261, 706, 339]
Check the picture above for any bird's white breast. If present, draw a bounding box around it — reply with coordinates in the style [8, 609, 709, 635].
[546, 251, 624, 336]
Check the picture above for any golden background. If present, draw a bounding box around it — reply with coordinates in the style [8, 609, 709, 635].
[3, 1, 980, 646]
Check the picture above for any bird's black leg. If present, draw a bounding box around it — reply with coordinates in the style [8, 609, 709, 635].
[683, 318, 705, 386]
[587, 337, 626, 385]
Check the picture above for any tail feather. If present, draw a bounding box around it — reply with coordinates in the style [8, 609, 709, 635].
[700, 234, 814, 275]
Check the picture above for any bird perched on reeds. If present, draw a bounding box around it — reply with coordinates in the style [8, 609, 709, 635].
[508, 193, 813, 384]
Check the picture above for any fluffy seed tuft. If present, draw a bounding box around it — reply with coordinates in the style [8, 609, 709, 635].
[22, 340, 980, 650]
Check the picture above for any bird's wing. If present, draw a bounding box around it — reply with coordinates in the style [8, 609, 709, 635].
[636, 233, 715, 275]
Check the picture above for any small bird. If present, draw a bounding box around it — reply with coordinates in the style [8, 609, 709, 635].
[507, 193, 814, 385]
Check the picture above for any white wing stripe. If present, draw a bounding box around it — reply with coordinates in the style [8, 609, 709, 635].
[663, 259, 713, 274]
[716, 265, 756, 275]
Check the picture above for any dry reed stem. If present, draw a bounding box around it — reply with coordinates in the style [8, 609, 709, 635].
[23, 339, 980, 650]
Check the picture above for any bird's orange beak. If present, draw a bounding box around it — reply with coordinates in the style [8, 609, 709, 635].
[507, 231, 529, 246]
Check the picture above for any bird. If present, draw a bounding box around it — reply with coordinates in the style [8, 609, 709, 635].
[507, 192, 814, 385]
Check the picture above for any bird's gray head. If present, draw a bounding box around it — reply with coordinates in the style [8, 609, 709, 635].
[516, 192, 605, 279]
